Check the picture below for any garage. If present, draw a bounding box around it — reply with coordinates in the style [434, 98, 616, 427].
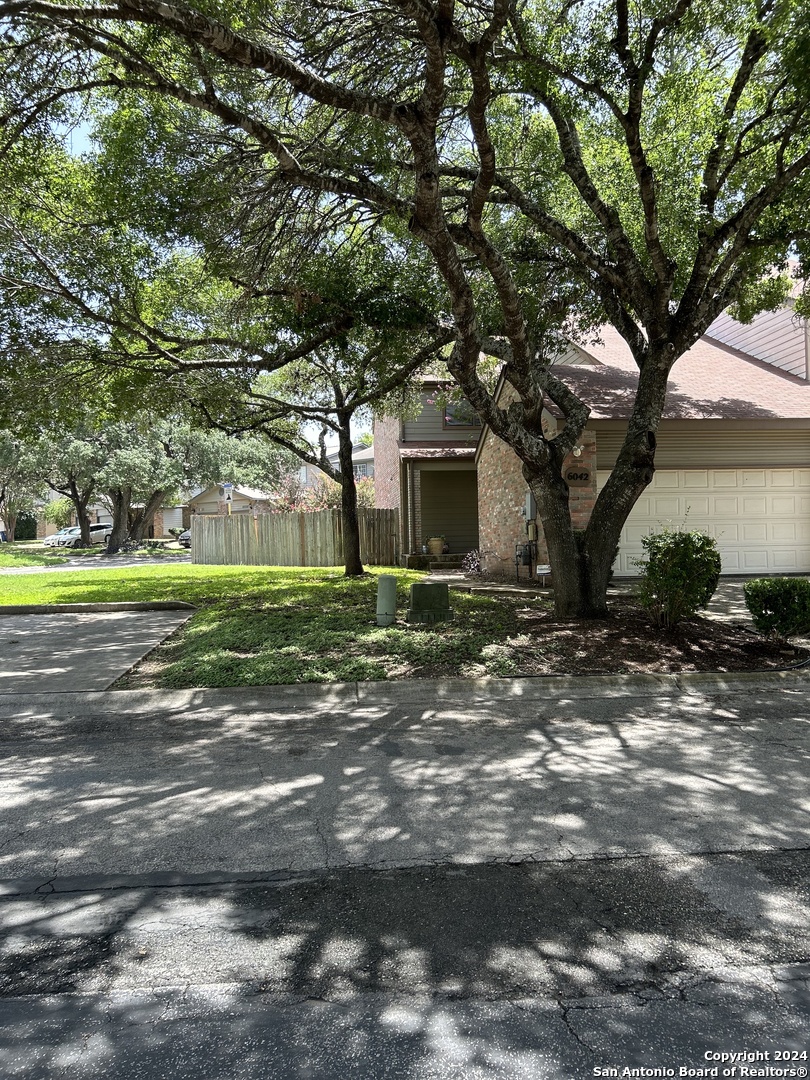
[602, 467, 810, 576]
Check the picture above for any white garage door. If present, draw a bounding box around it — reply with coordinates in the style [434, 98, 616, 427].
[599, 468, 810, 576]
[162, 507, 184, 532]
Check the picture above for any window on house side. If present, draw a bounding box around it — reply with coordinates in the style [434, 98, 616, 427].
[443, 401, 481, 428]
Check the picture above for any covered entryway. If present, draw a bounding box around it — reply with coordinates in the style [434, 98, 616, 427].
[601, 468, 810, 576]
[418, 467, 479, 555]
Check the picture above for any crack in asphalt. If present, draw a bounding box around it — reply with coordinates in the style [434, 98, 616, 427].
[2, 844, 809, 899]
[313, 817, 331, 870]
[558, 1002, 597, 1052]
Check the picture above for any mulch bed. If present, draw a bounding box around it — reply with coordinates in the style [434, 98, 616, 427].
[509, 600, 807, 675]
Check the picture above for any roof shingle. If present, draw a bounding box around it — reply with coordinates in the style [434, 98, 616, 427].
[557, 325, 810, 420]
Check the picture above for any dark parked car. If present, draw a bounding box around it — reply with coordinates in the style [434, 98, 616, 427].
[178, 529, 191, 548]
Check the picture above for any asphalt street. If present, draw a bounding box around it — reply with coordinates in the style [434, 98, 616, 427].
[0, 676, 808, 1076]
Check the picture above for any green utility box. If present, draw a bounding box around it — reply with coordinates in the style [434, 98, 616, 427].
[406, 582, 454, 624]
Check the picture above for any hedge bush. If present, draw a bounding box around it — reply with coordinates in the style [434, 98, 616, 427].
[13, 512, 38, 541]
[636, 529, 722, 628]
[743, 578, 810, 638]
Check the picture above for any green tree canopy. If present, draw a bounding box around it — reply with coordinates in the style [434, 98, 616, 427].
[1, 0, 808, 610]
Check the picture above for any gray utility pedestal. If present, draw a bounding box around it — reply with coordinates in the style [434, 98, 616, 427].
[406, 581, 454, 624]
[376, 575, 397, 627]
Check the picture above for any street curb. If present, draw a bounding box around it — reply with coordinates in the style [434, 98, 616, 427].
[0, 602, 196, 614]
[0, 667, 807, 717]
[2, 844, 809, 898]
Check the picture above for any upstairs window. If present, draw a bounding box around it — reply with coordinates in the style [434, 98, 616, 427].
[443, 400, 481, 428]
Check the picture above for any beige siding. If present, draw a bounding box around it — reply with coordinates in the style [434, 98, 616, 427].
[595, 427, 810, 471]
[418, 469, 479, 554]
[707, 307, 808, 379]
[552, 342, 601, 365]
[402, 393, 481, 443]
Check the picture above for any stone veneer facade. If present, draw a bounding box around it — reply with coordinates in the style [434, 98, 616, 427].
[477, 424, 598, 580]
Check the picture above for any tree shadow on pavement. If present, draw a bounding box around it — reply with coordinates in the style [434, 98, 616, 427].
[0, 850, 808, 1077]
[0, 682, 809, 1075]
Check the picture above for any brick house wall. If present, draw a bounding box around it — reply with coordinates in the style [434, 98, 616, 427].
[372, 415, 402, 510]
[477, 424, 598, 579]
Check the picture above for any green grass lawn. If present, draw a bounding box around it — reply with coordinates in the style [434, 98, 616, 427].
[0, 563, 544, 687]
[0, 543, 66, 568]
[0, 539, 188, 567]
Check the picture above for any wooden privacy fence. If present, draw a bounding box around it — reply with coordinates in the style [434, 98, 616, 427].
[192, 508, 400, 567]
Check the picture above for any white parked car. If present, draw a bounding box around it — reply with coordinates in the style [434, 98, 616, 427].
[43, 527, 80, 547]
[43, 524, 113, 548]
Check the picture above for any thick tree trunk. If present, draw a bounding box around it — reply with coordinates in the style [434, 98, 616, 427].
[105, 488, 131, 554]
[527, 457, 603, 618]
[530, 348, 670, 616]
[520, 370, 660, 616]
[337, 425, 364, 577]
[61, 480, 93, 545]
[581, 349, 670, 605]
[129, 489, 166, 543]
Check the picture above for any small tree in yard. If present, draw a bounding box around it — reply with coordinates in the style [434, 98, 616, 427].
[0, 431, 46, 541]
[43, 496, 74, 531]
[636, 530, 722, 628]
[177, 243, 449, 576]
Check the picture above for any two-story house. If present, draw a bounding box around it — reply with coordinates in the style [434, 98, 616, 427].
[374, 379, 480, 562]
[476, 305, 810, 578]
[377, 299, 810, 577]
[298, 443, 375, 488]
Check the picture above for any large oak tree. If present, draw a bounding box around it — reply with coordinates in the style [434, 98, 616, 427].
[2, 0, 809, 612]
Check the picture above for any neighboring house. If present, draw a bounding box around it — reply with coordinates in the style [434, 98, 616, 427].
[299, 443, 376, 488]
[374, 379, 482, 559]
[66, 500, 186, 538]
[330, 442, 375, 480]
[188, 484, 276, 517]
[477, 316, 810, 578]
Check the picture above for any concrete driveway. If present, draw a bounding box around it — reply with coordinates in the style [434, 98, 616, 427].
[0, 609, 192, 693]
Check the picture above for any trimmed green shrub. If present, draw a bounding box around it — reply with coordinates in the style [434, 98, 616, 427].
[743, 577, 810, 638]
[636, 529, 721, 627]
